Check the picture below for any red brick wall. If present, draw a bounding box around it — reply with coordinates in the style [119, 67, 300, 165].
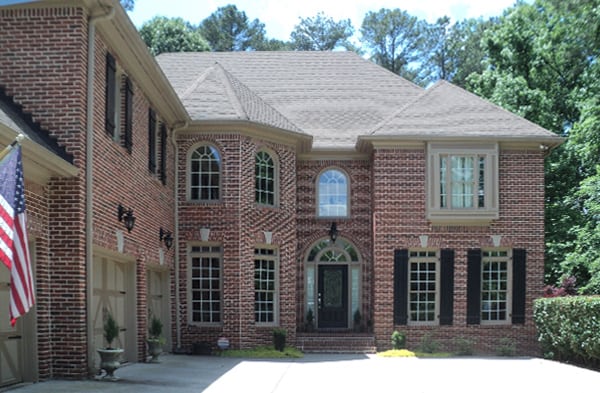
[176, 133, 297, 350]
[0, 5, 175, 378]
[371, 147, 545, 355]
[296, 159, 374, 328]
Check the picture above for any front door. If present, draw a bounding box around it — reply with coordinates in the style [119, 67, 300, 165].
[318, 265, 348, 328]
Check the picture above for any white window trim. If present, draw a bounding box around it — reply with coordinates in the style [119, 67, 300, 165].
[254, 246, 279, 326]
[480, 248, 512, 326]
[316, 167, 350, 218]
[427, 142, 499, 224]
[255, 149, 280, 207]
[407, 250, 440, 326]
[187, 243, 223, 327]
[187, 143, 222, 203]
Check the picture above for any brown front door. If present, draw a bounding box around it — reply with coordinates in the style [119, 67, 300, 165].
[317, 265, 348, 328]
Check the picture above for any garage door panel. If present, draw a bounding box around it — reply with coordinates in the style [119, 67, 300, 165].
[92, 256, 133, 364]
[1, 268, 22, 387]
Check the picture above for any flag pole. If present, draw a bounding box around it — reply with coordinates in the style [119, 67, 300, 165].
[0, 134, 25, 161]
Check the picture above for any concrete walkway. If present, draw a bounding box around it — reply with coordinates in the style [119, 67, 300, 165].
[4, 353, 600, 393]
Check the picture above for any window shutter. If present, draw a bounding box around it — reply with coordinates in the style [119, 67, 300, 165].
[159, 123, 167, 185]
[439, 249, 454, 325]
[466, 249, 481, 325]
[105, 53, 116, 136]
[124, 77, 133, 153]
[512, 248, 526, 324]
[394, 249, 408, 325]
[148, 108, 156, 173]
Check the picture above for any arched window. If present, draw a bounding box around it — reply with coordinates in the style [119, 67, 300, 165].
[255, 150, 276, 206]
[317, 169, 348, 217]
[189, 145, 221, 201]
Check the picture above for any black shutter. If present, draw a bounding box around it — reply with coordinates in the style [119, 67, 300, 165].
[105, 53, 116, 136]
[148, 108, 156, 173]
[393, 249, 408, 325]
[124, 77, 133, 153]
[466, 249, 481, 325]
[159, 123, 167, 185]
[512, 249, 527, 324]
[439, 249, 454, 325]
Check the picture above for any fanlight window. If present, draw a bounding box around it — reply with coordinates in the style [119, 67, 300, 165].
[307, 239, 359, 263]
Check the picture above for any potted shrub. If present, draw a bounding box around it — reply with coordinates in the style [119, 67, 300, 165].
[353, 309, 362, 332]
[97, 312, 124, 381]
[273, 328, 287, 352]
[305, 308, 314, 332]
[147, 315, 165, 362]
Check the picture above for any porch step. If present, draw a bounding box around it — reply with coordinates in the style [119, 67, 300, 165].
[296, 333, 377, 354]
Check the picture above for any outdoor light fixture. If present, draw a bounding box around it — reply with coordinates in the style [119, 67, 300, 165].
[117, 204, 136, 233]
[329, 222, 339, 243]
[159, 227, 173, 250]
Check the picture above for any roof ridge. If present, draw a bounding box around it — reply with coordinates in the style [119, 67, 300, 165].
[213, 62, 248, 120]
[367, 82, 439, 135]
[180, 66, 214, 101]
[214, 62, 302, 132]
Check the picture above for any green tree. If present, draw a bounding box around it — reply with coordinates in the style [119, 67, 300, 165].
[120, 0, 134, 11]
[359, 8, 427, 80]
[198, 5, 268, 51]
[466, 0, 600, 288]
[139, 16, 209, 56]
[290, 12, 354, 51]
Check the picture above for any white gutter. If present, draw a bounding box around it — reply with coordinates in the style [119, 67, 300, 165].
[86, 4, 115, 375]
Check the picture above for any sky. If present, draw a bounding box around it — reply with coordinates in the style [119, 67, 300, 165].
[128, 0, 521, 41]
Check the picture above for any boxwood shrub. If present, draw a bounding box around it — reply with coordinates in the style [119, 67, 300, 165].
[533, 296, 600, 367]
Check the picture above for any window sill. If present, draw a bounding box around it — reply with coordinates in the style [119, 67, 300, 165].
[427, 209, 498, 226]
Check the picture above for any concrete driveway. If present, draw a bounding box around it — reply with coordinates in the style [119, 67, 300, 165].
[4, 353, 600, 393]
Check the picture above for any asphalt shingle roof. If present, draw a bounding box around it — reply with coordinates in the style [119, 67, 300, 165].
[156, 51, 561, 149]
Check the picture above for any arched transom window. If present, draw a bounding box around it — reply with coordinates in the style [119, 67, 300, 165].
[190, 145, 221, 201]
[318, 169, 348, 217]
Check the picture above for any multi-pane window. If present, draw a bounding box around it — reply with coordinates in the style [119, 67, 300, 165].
[408, 251, 438, 324]
[190, 245, 222, 324]
[255, 151, 275, 206]
[318, 169, 348, 217]
[440, 155, 485, 208]
[427, 143, 498, 222]
[254, 248, 278, 324]
[190, 145, 220, 201]
[481, 250, 510, 323]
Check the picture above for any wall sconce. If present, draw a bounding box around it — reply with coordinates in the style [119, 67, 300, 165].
[159, 227, 173, 250]
[329, 222, 339, 243]
[117, 204, 136, 233]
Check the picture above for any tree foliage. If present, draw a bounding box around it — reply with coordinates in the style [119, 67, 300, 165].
[120, 0, 134, 12]
[198, 5, 269, 51]
[139, 16, 209, 56]
[290, 12, 354, 51]
[359, 8, 428, 80]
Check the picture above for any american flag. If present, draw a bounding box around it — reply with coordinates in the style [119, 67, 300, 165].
[0, 144, 35, 326]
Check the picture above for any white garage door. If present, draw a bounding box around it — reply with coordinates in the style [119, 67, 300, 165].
[92, 256, 135, 366]
[147, 269, 170, 349]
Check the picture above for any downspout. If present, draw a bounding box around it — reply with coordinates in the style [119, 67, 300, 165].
[170, 122, 187, 351]
[86, 4, 115, 375]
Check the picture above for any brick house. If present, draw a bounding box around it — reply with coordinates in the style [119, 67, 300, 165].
[0, 0, 562, 387]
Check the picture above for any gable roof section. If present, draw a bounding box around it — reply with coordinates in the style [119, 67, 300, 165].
[156, 51, 423, 149]
[367, 80, 562, 143]
[180, 62, 301, 132]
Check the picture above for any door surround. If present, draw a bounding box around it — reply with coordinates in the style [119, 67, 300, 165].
[304, 237, 361, 330]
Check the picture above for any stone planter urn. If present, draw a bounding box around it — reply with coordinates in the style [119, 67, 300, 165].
[97, 348, 124, 381]
[147, 339, 163, 363]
